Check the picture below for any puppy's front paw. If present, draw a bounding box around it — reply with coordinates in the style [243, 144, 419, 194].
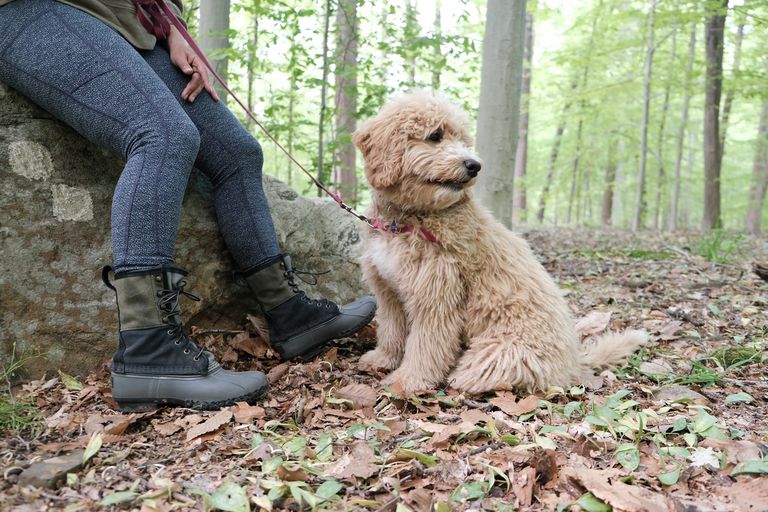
[381, 369, 435, 393]
[359, 349, 401, 371]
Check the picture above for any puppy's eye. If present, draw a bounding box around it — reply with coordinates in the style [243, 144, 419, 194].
[427, 130, 443, 143]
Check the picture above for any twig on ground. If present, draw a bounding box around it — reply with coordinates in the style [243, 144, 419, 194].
[460, 442, 506, 458]
[463, 399, 493, 410]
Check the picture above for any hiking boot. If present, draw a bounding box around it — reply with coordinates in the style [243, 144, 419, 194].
[104, 265, 268, 412]
[242, 255, 376, 361]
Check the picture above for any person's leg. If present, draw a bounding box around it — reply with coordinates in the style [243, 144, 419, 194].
[141, 47, 280, 272]
[141, 45, 377, 361]
[0, 0, 267, 409]
[0, 0, 198, 274]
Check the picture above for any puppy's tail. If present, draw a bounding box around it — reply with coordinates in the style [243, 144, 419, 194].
[581, 329, 648, 371]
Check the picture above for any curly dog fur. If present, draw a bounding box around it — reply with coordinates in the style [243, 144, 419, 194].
[353, 91, 647, 394]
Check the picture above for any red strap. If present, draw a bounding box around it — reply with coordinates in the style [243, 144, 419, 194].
[369, 219, 440, 245]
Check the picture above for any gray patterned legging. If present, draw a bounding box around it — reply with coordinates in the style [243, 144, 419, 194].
[0, 0, 280, 274]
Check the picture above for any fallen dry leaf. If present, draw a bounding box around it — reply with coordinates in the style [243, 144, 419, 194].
[562, 465, 677, 512]
[267, 363, 289, 383]
[327, 441, 379, 480]
[232, 402, 266, 424]
[575, 311, 612, 336]
[185, 409, 233, 442]
[229, 331, 269, 358]
[336, 383, 377, 409]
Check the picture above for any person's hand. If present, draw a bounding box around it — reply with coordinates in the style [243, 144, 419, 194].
[167, 26, 220, 103]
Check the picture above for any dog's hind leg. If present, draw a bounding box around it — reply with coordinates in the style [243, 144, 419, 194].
[358, 267, 406, 371]
[447, 335, 577, 394]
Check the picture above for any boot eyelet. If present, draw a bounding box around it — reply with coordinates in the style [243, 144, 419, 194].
[193, 356, 200, 361]
[155, 276, 162, 282]
[183, 348, 190, 354]
[174, 339, 181, 344]
[167, 329, 174, 335]
[156, 291, 163, 297]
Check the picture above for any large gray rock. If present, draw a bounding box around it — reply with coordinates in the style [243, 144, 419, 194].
[0, 84, 368, 379]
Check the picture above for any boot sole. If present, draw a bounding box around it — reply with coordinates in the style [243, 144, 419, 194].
[113, 375, 268, 412]
[280, 306, 377, 361]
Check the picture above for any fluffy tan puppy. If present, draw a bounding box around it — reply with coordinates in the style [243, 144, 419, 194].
[353, 91, 647, 394]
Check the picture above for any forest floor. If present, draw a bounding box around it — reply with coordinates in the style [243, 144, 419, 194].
[2, 227, 767, 512]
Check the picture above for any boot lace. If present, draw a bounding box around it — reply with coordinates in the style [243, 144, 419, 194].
[156, 280, 207, 361]
[281, 261, 335, 310]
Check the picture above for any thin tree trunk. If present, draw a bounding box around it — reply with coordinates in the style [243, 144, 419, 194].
[333, 0, 358, 202]
[702, 0, 727, 230]
[633, 0, 656, 232]
[432, 0, 442, 91]
[602, 142, 618, 225]
[246, 12, 258, 130]
[745, 101, 768, 235]
[475, 0, 527, 227]
[670, 28, 696, 231]
[719, 22, 744, 155]
[317, 0, 332, 196]
[199, 0, 230, 102]
[405, 0, 418, 86]
[536, 80, 577, 223]
[567, 3, 600, 226]
[654, 29, 676, 230]
[513, 12, 534, 224]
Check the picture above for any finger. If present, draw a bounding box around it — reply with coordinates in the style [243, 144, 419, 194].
[181, 70, 201, 100]
[197, 66, 220, 102]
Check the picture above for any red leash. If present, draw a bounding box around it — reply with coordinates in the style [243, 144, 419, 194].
[132, 0, 440, 245]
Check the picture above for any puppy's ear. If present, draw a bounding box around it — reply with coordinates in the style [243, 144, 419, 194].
[353, 116, 405, 189]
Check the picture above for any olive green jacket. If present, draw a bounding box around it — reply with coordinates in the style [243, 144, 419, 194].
[0, 0, 184, 50]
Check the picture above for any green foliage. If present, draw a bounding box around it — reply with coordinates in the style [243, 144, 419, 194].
[689, 230, 746, 263]
[0, 342, 43, 437]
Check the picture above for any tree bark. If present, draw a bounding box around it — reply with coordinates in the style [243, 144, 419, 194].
[536, 80, 577, 224]
[475, 0, 527, 228]
[702, 0, 727, 230]
[245, 11, 258, 130]
[404, 0, 418, 86]
[670, 28, 696, 231]
[198, 0, 230, 102]
[432, 0, 442, 91]
[632, 0, 655, 232]
[653, 30, 676, 230]
[719, 22, 744, 155]
[333, 0, 358, 202]
[513, 12, 534, 224]
[602, 141, 618, 225]
[745, 101, 768, 235]
[316, 0, 332, 196]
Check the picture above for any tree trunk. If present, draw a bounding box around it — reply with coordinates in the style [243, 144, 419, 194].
[670, 28, 696, 231]
[719, 22, 744, 156]
[702, 0, 727, 230]
[475, 0, 527, 228]
[316, 0, 332, 196]
[602, 142, 618, 226]
[512, 12, 533, 225]
[432, 0, 442, 91]
[333, 0, 358, 202]
[566, 118, 584, 225]
[654, 30, 676, 230]
[245, 12, 258, 130]
[536, 80, 577, 223]
[745, 101, 768, 235]
[632, 0, 655, 232]
[404, 0, 418, 86]
[198, 0, 230, 102]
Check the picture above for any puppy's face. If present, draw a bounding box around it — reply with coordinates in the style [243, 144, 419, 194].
[354, 92, 482, 212]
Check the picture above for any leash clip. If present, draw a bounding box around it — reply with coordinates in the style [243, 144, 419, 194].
[390, 218, 398, 233]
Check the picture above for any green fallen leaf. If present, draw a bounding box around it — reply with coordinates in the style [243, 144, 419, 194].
[658, 466, 681, 485]
[616, 443, 640, 471]
[315, 479, 343, 499]
[283, 436, 307, 455]
[209, 482, 249, 512]
[83, 432, 103, 464]
[731, 460, 768, 476]
[725, 392, 753, 405]
[315, 432, 334, 462]
[58, 370, 83, 391]
[392, 448, 438, 467]
[575, 492, 611, 512]
[100, 490, 138, 506]
[692, 411, 716, 434]
[535, 435, 557, 450]
[564, 401, 582, 419]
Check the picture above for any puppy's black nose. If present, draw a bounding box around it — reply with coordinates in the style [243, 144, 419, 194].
[464, 159, 482, 177]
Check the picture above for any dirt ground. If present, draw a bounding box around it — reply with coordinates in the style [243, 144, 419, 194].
[2, 227, 767, 511]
